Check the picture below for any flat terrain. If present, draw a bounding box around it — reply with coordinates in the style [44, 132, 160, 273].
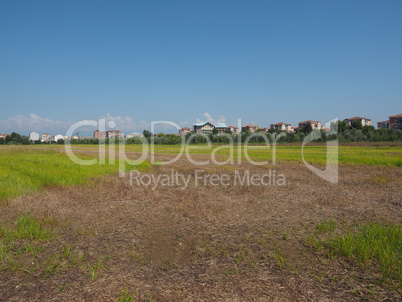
[0, 145, 401, 301]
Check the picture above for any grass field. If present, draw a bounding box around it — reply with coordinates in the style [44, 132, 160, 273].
[0, 144, 401, 301]
[0, 146, 151, 202]
[17, 143, 402, 166]
[1, 144, 401, 202]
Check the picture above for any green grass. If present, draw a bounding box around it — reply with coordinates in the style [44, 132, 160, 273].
[0, 146, 151, 202]
[118, 288, 134, 302]
[307, 220, 401, 285]
[0, 212, 55, 243]
[0, 213, 57, 272]
[66, 143, 402, 166]
[316, 219, 337, 234]
[327, 222, 401, 284]
[0, 144, 400, 201]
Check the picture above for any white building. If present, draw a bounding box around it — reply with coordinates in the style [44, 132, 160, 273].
[50, 134, 64, 142]
[126, 133, 144, 138]
[29, 131, 40, 141]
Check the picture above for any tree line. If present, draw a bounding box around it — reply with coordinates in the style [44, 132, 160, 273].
[1, 122, 401, 146]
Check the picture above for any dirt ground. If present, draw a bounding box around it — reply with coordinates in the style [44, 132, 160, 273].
[0, 153, 401, 301]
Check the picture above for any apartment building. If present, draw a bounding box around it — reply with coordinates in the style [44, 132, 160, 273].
[227, 126, 240, 134]
[298, 120, 322, 130]
[179, 127, 191, 135]
[389, 114, 402, 130]
[41, 133, 51, 142]
[50, 134, 64, 142]
[106, 130, 123, 138]
[241, 124, 260, 133]
[344, 117, 371, 127]
[270, 122, 294, 132]
[29, 131, 40, 141]
[194, 122, 214, 134]
[260, 127, 270, 133]
[126, 133, 144, 139]
[377, 120, 390, 129]
[215, 123, 228, 135]
[94, 130, 107, 139]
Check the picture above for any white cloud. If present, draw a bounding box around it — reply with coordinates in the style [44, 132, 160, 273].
[196, 112, 226, 125]
[0, 114, 70, 134]
[0, 113, 188, 135]
[102, 113, 150, 133]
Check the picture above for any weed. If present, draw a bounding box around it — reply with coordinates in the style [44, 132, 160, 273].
[316, 219, 336, 234]
[131, 252, 139, 261]
[62, 245, 71, 258]
[70, 252, 85, 267]
[118, 288, 133, 302]
[225, 266, 238, 276]
[272, 250, 286, 269]
[24, 243, 36, 256]
[140, 256, 147, 267]
[14, 213, 55, 241]
[89, 267, 96, 280]
[306, 235, 323, 251]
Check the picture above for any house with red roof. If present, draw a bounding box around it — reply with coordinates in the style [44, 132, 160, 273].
[179, 127, 191, 135]
[389, 114, 402, 130]
[270, 122, 294, 132]
[241, 124, 260, 133]
[344, 117, 371, 127]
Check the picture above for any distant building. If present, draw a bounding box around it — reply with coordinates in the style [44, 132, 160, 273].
[50, 134, 64, 142]
[260, 127, 270, 133]
[215, 123, 228, 135]
[344, 117, 371, 127]
[194, 122, 215, 134]
[41, 133, 51, 142]
[377, 120, 390, 129]
[270, 122, 294, 132]
[106, 130, 123, 138]
[298, 120, 322, 130]
[241, 124, 260, 133]
[389, 114, 402, 130]
[29, 131, 40, 141]
[0, 134, 11, 139]
[227, 126, 240, 134]
[179, 127, 191, 135]
[94, 130, 106, 139]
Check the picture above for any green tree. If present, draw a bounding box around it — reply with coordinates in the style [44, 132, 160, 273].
[143, 130, 152, 139]
[21, 136, 29, 145]
[5, 135, 12, 144]
[351, 120, 362, 130]
[302, 122, 313, 134]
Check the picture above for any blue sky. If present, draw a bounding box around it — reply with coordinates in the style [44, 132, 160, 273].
[0, 0, 401, 135]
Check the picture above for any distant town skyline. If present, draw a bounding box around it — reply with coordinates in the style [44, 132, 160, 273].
[0, 111, 400, 137]
[1, 1, 401, 135]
